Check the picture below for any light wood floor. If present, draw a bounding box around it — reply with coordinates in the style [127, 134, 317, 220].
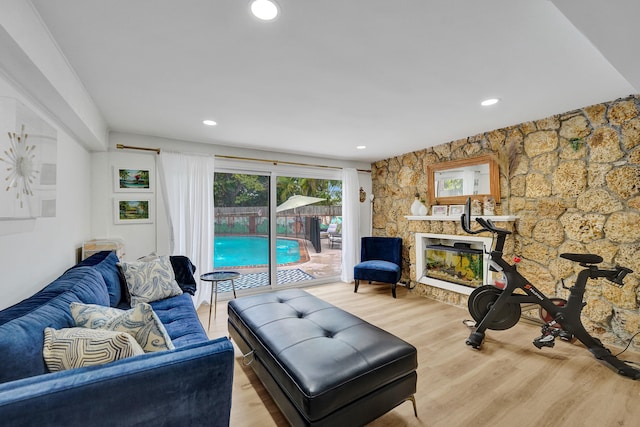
[198, 282, 640, 427]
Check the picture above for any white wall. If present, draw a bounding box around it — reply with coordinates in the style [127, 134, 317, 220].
[99, 132, 373, 263]
[0, 75, 92, 310]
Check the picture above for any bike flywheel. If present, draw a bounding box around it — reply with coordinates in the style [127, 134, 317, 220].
[468, 286, 521, 331]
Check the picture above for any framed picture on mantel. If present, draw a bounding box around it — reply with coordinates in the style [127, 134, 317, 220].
[448, 204, 465, 216]
[432, 205, 448, 216]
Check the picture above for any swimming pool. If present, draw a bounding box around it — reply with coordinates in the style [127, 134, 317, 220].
[214, 236, 301, 268]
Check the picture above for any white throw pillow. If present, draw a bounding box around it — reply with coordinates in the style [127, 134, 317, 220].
[118, 256, 183, 306]
[70, 302, 174, 352]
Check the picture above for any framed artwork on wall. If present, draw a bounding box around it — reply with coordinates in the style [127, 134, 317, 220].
[114, 198, 153, 224]
[113, 167, 152, 192]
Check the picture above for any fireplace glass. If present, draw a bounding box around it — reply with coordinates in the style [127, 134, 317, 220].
[424, 243, 483, 288]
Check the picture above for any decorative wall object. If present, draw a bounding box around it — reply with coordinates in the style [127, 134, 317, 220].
[0, 97, 57, 219]
[114, 198, 153, 224]
[359, 187, 366, 203]
[113, 167, 151, 192]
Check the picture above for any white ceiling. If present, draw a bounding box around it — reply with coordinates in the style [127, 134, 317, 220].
[29, 0, 638, 163]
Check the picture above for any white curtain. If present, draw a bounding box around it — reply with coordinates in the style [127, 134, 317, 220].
[340, 168, 360, 283]
[158, 152, 214, 308]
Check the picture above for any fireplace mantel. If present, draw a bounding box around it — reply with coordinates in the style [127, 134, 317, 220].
[406, 215, 517, 222]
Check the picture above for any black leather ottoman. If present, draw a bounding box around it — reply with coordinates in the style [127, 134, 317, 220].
[228, 289, 418, 426]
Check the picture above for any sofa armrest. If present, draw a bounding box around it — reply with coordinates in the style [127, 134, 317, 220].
[0, 337, 234, 427]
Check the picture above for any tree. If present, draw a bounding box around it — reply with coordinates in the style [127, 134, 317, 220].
[276, 176, 342, 206]
[214, 173, 268, 207]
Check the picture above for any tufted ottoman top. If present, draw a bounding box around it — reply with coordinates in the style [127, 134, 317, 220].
[228, 288, 417, 422]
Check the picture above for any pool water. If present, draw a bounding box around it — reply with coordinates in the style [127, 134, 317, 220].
[214, 235, 301, 268]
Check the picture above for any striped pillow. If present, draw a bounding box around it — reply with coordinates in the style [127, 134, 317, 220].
[70, 302, 174, 352]
[43, 327, 144, 372]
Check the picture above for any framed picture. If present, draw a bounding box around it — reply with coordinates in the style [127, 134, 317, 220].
[113, 167, 152, 192]
[114, 198, 153, 224]
[448, 204, 465, 216]
[432, 205, 448, 216]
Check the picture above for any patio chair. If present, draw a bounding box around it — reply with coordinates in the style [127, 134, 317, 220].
[328, 223, 342, 248]
[354, 237, 402, 298]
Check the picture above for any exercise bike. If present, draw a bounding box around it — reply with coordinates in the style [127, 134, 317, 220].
[460, 198, 640, 379]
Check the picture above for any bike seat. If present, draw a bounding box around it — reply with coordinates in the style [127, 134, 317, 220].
[560, 253, 603, 264]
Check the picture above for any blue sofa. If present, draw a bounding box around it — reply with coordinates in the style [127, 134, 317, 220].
[0, 251, 234, 426]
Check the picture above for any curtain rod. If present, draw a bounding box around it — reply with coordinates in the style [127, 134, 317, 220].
[116, 144, 371, 173]
[116, 144, 160, 154]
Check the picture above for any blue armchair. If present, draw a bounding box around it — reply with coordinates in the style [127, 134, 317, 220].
[354, 237, 403, 298]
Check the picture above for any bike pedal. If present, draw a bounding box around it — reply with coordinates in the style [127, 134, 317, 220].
[558, 330, 573, 341]
[533, 335, 555, 349]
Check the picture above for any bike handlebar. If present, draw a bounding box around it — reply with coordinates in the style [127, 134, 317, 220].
[460, 214, 512, 236]
[609, 266, 633, 286]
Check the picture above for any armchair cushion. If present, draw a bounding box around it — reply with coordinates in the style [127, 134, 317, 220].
[354, 260, 401, 284]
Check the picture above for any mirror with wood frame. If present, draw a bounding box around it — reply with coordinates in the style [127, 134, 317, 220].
[426, 154, 500, 206]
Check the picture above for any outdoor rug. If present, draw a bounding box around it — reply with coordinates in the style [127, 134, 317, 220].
[216, 268, 316, 293]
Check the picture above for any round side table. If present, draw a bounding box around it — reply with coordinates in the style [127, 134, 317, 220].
[200, 271, 240, 330]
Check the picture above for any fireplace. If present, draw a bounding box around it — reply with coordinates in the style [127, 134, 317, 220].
[415, 233, 493, 295]
[425, 243, 483, 287]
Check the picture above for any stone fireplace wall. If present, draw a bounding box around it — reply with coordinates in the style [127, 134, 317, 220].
[371, 94, 640, 348]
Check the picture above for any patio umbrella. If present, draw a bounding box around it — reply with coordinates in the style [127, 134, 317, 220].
[276, 195, 325, 213]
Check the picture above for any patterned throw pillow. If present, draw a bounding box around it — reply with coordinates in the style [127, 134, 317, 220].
[43, 327, 144, 372]
[70, 302, 174, 352]
[117, 256, 183, 306]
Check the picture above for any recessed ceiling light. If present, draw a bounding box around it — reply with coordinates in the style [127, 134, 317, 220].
[481, 98, 500, 106]
[203, 120, 217, 126]
[250, 0, 279, 21]
[356, 145, 366, 150]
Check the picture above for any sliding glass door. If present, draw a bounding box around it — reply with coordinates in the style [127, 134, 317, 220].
[213, 164, 342, 295]
[275, 175, 342, 286]
[213, 172, 271, 293]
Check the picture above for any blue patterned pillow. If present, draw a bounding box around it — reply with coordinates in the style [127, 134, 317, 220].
[117, 256, 183, 306]
[43, 327, 144, 372]
[70, 302, 174, 352]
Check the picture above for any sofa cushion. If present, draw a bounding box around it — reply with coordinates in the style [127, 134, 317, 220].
[73, 250, 124, 307]
[43, 327, 144, 372]
[70, 302, 174, 352]
[0, 268, 110, 384]
[0, 266, 110, 327]
[151, 293, 208, 347]
[118, 256, 183, 306]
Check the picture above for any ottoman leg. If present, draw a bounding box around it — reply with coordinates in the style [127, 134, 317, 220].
[406, 395, 418, 417]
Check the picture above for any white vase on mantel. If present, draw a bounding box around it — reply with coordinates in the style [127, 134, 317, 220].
[410, 196, 422, 216]
[418, 203, 428, 216]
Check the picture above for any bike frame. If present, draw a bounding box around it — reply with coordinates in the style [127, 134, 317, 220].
[462, 204, 639, 379]
[477, 232, 612, 356]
